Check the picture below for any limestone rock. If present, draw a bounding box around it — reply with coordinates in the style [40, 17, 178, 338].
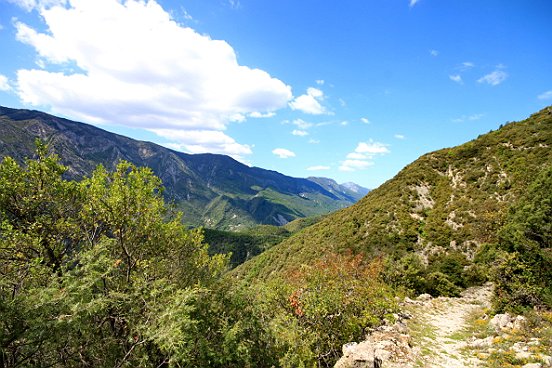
[490, 313, 514, 331]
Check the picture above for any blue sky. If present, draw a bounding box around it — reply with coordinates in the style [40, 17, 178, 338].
[0, 0, 551, 188]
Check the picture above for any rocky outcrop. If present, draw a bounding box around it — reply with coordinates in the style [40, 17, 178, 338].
[334, 314, 415, 368]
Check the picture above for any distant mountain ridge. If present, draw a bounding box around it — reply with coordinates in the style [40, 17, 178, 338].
[0, 105, 367, 230]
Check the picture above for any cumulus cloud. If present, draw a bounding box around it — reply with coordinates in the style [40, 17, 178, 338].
[12, 0, 292, 159]
[478, 70, 508, 86]
[339, 140, 389, 172]
[537, 90, 552, 100]
[449, 74, 463, 84]
[409, 0, 420, 8]
[308, 139, 320, 144]
[289, 87, 327, 114]
[429, 49, 439, 57]
[0, 74, 11, 91]
[306, 165, 330, 171]
[394, 134, 405, 140]
[292, 129, 308, 136]
[360, 117, 370, 124]
[272, 148, 296, 159]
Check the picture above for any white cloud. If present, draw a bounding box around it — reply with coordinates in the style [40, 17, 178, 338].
[538, 90, 552, 100]
[289, 87, 327, 114]
[339, 140, 389, 172]
[462, 61, 475, 69]
[292, 129, 308, 136]
[12, 0, 292, 158]
[346, 152, 367, 160]
[355, 140, 390, 155]
[315, 79, 324, 85]
[152, 129, 252, 162]
[394, 134, 405, 140]
[360, 117, 370, 124]
[0, 74, 11, 91]
[430, 49, 439, 57]
[291, 118, 313, 130]
[339, 159, 373, 172]
[449, 74, 463, 84]
[307, 165, 330, 171]
[478, 70, 508, 86]
[249, 111, 275, 118]
[308, 139, 320, 144]
[272, 148, 295, 159]
[409, 0, 420, 8]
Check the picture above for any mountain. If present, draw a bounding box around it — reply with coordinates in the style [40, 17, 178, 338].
[0, 106, 364, 230]
[234, 106, 552, 282]
[339, 181, 370, 196]
[306, 177, 369, 202]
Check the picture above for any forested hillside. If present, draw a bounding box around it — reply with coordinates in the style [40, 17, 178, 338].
[235, 106, 552, 286]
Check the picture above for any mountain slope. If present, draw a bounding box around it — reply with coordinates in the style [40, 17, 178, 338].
[235, 106, 552, 281]
[0, 106, 364, 230]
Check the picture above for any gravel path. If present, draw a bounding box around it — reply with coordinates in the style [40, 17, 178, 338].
[411, 284, 493, 367]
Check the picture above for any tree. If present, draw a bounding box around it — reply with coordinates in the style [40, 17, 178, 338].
[0, 144, 241, 367]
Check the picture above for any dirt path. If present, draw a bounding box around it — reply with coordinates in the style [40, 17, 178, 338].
[407, 284, 493, 367]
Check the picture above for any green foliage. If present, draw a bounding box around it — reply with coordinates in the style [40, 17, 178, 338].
[0, 143, 279, 367]
[383, 253, 427, 294]
[492, 165, 552, 312]
[425, 272, 461, 297]
[258, 254, 396, 367]
[383, 252, 467, 297]
[427, 251, 468, 288]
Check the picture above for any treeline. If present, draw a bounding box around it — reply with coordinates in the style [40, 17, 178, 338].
[0, 142, 395, 367]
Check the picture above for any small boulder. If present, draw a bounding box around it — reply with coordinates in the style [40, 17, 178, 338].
[513, 315, 527, 330]
[490, 313, 513, 331]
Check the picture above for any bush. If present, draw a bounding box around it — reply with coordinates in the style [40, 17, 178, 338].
[425, 272, 461, 297]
